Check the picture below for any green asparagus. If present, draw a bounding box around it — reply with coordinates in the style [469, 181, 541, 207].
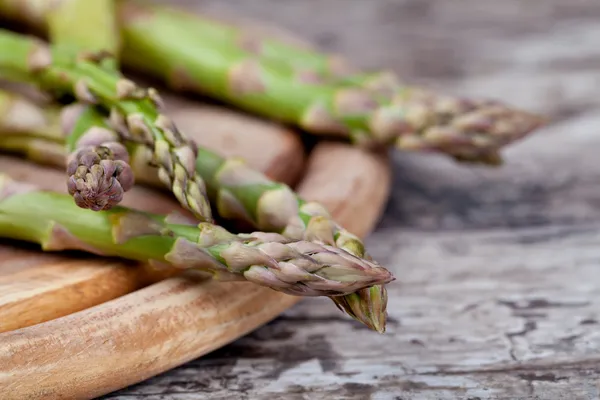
[0, 0, 543, 164]
[0, 89, 390, 332]
[0, 172, 394, 297]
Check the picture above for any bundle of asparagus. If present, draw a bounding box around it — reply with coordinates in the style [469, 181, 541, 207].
[0, 0, 544, 164]
[0, 2, 394, 331]
[0, 87, 392, 332]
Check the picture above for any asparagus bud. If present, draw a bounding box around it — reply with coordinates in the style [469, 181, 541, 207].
[65, 126, 134, 211]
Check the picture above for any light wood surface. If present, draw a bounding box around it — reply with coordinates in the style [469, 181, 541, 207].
[100, 0, 600, 399]
[0, 140, 391, 398]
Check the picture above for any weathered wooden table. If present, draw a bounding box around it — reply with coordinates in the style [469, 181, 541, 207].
[103, 1, 600, 398]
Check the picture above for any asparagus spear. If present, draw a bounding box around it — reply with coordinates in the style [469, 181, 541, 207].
[0, 89, 391, 332]
[0, 0, 544, 163]
[43, 0, 136, 210]
[0, 28, 214, 223]
[2, 0, 544, 164]
[0, 172, 394, 296]
[122, 4, 544, 164]
[0, 88, 62, 141]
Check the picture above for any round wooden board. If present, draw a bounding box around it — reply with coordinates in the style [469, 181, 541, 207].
[0, 141, 391, 399]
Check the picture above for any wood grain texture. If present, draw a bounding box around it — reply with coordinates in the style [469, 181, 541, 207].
[100, 0, 600, 399]
[0, 140, 391, 399]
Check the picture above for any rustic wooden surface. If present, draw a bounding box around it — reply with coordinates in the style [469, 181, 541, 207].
[99, 0, 600, 399]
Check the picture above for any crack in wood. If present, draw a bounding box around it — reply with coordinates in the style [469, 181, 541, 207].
[497, 298, 591, 311]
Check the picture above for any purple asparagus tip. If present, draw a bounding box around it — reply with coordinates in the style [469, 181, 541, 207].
[66, 127, 134, 211]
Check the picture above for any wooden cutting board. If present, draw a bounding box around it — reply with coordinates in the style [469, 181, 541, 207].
[0, 138, 391, 399]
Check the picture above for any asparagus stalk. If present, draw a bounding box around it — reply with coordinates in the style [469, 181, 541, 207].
[0, 0, 544, 164]
[0, 89, 390, 332]
[0, 172, 394, 297]
[0, 28, 214, 222]
[121, 5, 544, 164]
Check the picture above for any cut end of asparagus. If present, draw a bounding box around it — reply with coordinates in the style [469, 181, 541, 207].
[332, 284, 389, 333]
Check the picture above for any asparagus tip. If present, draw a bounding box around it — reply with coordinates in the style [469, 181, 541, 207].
[67, 156, 134, 211]
[66, 127, 135, 211]
[395, 98, 546, 164]
[332, 284, 389, 333]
